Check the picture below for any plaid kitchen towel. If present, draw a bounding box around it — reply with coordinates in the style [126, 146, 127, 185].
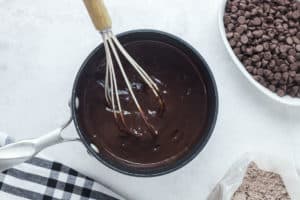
[0, 132, 121, 200]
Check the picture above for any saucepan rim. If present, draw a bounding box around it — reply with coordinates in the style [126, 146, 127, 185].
[71, 29, 219, 177]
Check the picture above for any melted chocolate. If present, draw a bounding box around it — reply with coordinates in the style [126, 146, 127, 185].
[76, 40, 208, 168]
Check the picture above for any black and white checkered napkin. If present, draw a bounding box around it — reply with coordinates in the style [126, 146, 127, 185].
[0, 133, 121, 200]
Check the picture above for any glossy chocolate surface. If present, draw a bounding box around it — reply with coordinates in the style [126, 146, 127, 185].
[75, 39, 209, 168]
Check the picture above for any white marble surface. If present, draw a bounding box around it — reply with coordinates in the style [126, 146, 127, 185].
[1, 0, 300, 199]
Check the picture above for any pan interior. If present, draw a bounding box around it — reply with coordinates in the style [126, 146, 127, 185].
[72, 31, 217, 176]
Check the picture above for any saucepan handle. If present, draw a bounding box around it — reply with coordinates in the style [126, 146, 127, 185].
[0, 116, 79, 172]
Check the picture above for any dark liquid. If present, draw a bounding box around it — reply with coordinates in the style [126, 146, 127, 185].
[76, 40, 208, 168]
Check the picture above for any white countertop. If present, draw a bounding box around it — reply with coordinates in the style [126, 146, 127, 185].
[1, 0, 300, 199]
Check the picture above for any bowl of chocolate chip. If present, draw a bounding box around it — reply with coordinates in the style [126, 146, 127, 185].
[220, 0, 300, 106]
[72, 30, 218, 177]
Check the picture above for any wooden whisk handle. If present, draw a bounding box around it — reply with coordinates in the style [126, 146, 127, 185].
[83, 0, 112, 31]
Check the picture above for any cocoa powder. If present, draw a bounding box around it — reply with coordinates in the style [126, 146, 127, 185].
[232, 162, 291, 200]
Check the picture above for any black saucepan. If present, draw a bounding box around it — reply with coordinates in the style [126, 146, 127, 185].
[72, 30, 218, 177]
[0, 30, 218, 177]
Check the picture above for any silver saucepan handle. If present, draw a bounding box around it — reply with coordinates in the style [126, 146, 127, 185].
[0, 115, 78, 172]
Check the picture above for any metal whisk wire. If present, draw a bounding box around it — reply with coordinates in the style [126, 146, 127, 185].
[101, 30, 163, 136]
[83, 0, 164, 136]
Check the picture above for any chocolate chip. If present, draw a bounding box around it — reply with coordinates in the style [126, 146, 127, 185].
[253, 30, 264, 38]
[280, 85, 287, 92]
[254, 75, 264, 83]
[269, 60, 276, 67]
[288, 76, 294, 84]
[266, 16, 274, 23]
[297, 32, 300, 39]
[286, 37, 294, 45]
[280, 64, 288, 72]
[264, 69, 272, 77]
[264, 52, 272, 60]
[246, 66, 254, 73]
[238, 16, 246, 24]
[230, 39, 237, 47]
[253, 68, 257, 75]
[288, 49, 297, 56]
[280, 45, 289, 53]
[252, 55, 260, 62]
[224, 0, 300, 98]
[234, 48, 241, 55]
[270, 44, 277, 50]
[255, 61, 262, 68]
[232, 6, 238, 13]
[233, 33, 240, 40]
[293, 37, 300, 44]
[295, 74, 300, 83]
[296, 53, 300, 60]
[252, 17, 262, 26]
[289, 28, 298, 35]
[226, 32, 234, 39]
[237, 54, 243, 59]
[290, 62, 299, 71]
[236, 26, 245, 34]
[247, 31, 253, 38]
[245, 11, 251, 18]
[278, 36, 285, 42]
[268, 31, 276, 38]
[228, 23, 235, 31]
[262, 35, 271, 41]
[277, 89, 285, 97]
[279, 53, 287, 59]
[282, 72, 289, 80]
[274, 72, 282, 80]
[246, 47, 254, 55]
[292, 10, 300, 19]
[241, 35, 249, 44]
[263, 43, 270, 51]
[255, 45, 264, 52]
[292, 86, 299, 93]
[269, 85, 276, 92]
[224, 16, 231, 24]
[241, 46, 247, 53]
[266, 73, 274, 80]
[257, 68, 264, 76]
[290, 71, 296, 77]
[287, 55, 296, 63]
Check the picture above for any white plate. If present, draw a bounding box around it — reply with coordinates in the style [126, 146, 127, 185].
[218, 0, 300, 106]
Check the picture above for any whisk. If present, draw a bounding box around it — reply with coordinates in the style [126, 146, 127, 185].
[83, 0, 164, 136]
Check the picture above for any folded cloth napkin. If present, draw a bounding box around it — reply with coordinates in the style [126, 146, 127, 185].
[0, 132, 120, 200]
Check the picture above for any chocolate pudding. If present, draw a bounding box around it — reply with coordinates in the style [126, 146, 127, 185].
[75, 38, 210, 169]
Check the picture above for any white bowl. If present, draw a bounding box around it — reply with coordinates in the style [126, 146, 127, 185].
[218, 0, 300, 106]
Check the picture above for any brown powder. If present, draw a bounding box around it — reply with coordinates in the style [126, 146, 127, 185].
[232, 162, 291, 200]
